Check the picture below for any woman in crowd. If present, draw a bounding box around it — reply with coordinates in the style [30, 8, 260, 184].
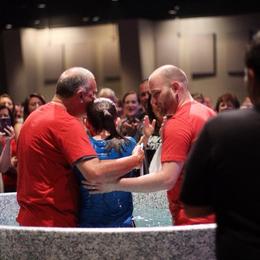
[0, 93, 16, 121]
[15, 93, 46, 139]
[117, 91, 143, 142]
[0, 105, 16, 192]
[215, 92, 240, 113]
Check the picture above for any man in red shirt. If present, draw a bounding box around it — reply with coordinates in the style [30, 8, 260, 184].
[86, 65, 216, 225]
[17, 67, 144, 227]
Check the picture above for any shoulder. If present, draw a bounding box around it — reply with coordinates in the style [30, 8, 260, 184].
[202, 108, 255, 138]
[125, 136, 137, 145]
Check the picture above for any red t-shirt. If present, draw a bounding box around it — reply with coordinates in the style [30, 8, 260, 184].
[161, 100, 216, 225]
[16, 103, 96, 227]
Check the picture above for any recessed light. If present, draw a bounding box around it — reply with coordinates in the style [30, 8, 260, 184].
[5, 24, 12, 30]
[38, 3, 46, 9]
[168, 10, 177, 15]
[82, 17, 89, 22]
[92, 16, 100, 22]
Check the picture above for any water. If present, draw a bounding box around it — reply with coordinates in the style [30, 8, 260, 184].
[133, 207, 172, 227]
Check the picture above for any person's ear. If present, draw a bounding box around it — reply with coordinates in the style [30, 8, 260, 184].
[171, 81, 180, 92]
[76, 89, 84, 103]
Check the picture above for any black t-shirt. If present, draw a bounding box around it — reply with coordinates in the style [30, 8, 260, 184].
[180, 107, 260, 260]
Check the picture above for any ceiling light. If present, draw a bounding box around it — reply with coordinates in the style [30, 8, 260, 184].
[82, 17, 89, 22]
[34, 20, 41, 25]
[92, 16, 100, 22]
[168, 10, 177, 15]
[5, 24, 12, 30]
[112, 0, 119, 2]
[38, 3, 46, 9]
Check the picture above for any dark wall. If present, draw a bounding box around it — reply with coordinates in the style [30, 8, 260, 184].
[0, 32, 7, 93]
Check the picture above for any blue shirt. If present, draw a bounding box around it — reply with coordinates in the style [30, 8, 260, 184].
[77, 135, 136, 227]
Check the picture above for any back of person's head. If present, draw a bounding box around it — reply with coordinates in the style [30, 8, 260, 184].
[86, 98, 121, 139]
[192, 93, 205, 104]
[246, 31, 260, 83]
[56, 67, 94, 98]
[23, 93, 46, 120]
[98, 88, 118, 104]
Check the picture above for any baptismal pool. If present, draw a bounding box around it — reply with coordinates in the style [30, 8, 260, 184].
[132, 191, 172, 227]
[0, 192, 216, 259]
[133, 207, 172, 227]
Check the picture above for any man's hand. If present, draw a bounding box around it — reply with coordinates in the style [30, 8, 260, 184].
[132, 143, 145, 169]
[82, 179, 117, 194]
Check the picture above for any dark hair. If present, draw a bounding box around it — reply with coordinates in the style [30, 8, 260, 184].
[140, 78, 148, 84]
[215, 92, 240, 112]
[87, 98, 123, 139]
[23, 93, 46, 120]
[0, 93, 16, 121]
[246, 31, 260, 81]
[0, 104, 15, 126]
[192, 92, 205, 104]
[122, 91, 140, 105]
[56, 73, 88, 98]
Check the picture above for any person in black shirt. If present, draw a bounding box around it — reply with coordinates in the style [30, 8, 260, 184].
[180, 31, 260, 260]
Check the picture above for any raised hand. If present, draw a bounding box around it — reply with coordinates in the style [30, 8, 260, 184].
[142, 115, 156, 139]
[0, 125, 15, 141]
[4, 126, 15, 141]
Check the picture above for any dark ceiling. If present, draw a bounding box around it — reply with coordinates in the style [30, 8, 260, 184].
[0, 0, 260, 30]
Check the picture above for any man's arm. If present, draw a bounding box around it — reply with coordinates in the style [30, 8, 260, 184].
[183, 204, 214, 218]
[84, 160, 184, 193]
[76, 144, 144, 183]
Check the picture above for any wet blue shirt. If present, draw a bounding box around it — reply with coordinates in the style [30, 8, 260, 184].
[77, 135, 136, 227]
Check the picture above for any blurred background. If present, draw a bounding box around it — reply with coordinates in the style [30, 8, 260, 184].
[0, 0, 260, 104]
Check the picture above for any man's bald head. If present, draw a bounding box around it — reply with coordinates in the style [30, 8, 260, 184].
[149, 65, 188, 88]
[56, 67, 95, 98]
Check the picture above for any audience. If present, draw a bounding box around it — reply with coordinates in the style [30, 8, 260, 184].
[240, 96, 253, 109]
[98, 87, 121, 116]
[15, 93, 46, 140]
[138, 79, 150, 115]
[215, 92, 240, 112]
[0, 104, 16, 192]
[117, 91, 143, 142]
[0, 94, 16, 123]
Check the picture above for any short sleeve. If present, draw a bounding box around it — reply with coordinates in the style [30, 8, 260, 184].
[58, 118, 96, 164]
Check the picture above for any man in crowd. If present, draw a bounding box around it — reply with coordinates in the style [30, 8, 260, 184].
[86, 64, 216, 225]
[16, 67, 144, 227]
[180, 31, 260, 259]
[138, 79, 150, 114]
